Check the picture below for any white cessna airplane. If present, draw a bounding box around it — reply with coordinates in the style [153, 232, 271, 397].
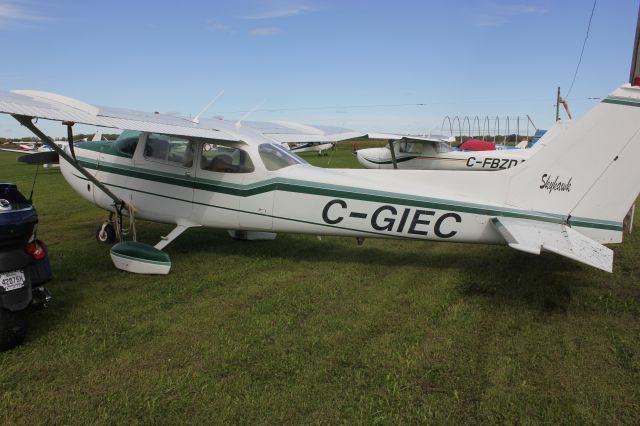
[355, 132, 549, 171]
[0, 81, 638, 275]
[285, 141, 336, 156]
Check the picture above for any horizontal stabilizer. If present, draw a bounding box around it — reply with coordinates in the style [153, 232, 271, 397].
[491, 217, 613, 273]
[17, 151, 59, 165]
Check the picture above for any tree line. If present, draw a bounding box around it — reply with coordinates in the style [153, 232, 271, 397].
[1, 134, 120, 143]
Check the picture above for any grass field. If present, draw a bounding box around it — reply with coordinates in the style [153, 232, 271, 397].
[0, 146, 639, 425]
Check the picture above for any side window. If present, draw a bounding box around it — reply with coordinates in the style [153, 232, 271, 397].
[144, 134, 169, 161]
[200, 143, 254, 173]
[168, 139, 195, 167]
[399, 142, 420, 154]
[144, 134, 195, 167]
[434, 142, 453, 153]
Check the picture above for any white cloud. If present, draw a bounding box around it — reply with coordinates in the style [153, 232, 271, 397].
[501, 4, 544, 15]
[472, 2, 546, 27]
[250, 27, 280, 36]
[207, 21, 229, 32]
[244, 1, 315, 20]
[0, 1, 44, 23]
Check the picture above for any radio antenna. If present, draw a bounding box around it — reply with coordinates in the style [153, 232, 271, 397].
[192, 90, 225, 124]
[235, 100, 266, 128]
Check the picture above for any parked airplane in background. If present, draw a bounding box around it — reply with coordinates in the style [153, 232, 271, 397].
[0, 132, 104, 155]
[0, 83, 638, 276]
[285, 141, 335, 156]
[355, 129, 552, 171]
[0, 142, 37, 152]
[0, 140, 68, 154]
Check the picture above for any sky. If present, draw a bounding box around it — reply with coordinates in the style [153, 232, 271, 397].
[0, 0, 638, 138]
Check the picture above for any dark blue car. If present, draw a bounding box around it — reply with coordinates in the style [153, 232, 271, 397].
[0, 183, 52, 350]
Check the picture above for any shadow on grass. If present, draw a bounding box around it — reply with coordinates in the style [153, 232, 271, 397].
[162, 226, 592, 315]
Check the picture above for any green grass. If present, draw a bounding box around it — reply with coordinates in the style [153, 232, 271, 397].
[1, 147, 639, 425]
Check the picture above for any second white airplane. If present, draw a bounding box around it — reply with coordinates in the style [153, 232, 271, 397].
[355, 130, 554, 171]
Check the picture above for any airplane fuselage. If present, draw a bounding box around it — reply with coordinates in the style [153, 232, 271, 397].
[59, 131, 620, 251]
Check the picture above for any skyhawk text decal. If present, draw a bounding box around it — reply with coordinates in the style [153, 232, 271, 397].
[539, 174, 572, 194]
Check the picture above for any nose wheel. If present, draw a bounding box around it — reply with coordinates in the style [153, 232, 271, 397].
[96, 222, 116, 244]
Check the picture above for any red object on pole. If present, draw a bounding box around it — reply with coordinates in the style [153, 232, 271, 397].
[634, 77, 640, 87]
[559, 98, 573, 120]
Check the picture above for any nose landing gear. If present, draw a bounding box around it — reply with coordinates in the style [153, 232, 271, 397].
[96, 222, 116, 244]
[96, 212, 117, 244]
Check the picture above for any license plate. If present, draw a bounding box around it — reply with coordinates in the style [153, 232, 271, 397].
[0, 270, 26, 291]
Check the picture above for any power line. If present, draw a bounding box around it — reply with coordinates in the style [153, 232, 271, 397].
[566, 0, 598, 99]
[215, 97, 601, 115]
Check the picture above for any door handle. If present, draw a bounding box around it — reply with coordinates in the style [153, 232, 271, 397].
[185, 171, 191, 177]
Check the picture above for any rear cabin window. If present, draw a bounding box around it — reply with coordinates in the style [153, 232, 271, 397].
[144, 134, 196, 167]
[200, 143, 254, 173]
[258, 143, 305, 171]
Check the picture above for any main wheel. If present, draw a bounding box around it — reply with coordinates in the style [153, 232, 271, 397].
[96, 223, 116, 244]
[0, 309, 26, 351]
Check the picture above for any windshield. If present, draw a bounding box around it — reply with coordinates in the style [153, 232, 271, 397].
[114, 130, 141, 158]
[259, 143, 307, 171]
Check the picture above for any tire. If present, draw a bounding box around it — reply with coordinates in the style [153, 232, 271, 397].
[0, 309, 26, 351]
[96, 223, 116, 244]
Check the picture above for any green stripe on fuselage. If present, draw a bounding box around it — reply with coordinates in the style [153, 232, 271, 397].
[602, 96, 640, 108]
[73, 155, 623, 232]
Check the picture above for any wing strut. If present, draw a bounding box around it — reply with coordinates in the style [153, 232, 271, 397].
[388, 140, 398, 169]
[63, 121, 76, 160]
[12, 114, 128, 238]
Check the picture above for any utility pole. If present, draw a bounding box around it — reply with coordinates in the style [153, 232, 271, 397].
[555, 87, 561, 121]
[631, 3, 640, 85]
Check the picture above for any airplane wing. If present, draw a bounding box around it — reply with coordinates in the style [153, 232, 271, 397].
[491, 217, 613, 273]
[0, 90, 241, 142]
[244, 120, 365, 144]
[0, 148, 33, 154]
[363, 132, 455, 144]
[0, 90, 368, 145]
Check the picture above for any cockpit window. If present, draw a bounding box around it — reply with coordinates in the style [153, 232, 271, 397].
[434, 142, 453, 153]
[114, 130, 141, 158]
[258, 143, 306, 171]
[398, 142, 421, 154]
[200, 143, 254, 173]
[144, 133, 195, 167]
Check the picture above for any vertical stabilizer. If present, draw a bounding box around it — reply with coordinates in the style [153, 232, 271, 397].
[504, 85, 640, 242]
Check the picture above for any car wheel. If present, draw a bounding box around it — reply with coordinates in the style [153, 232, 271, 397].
[96, 223, 116, 244]
[0, 309, 26, 351]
